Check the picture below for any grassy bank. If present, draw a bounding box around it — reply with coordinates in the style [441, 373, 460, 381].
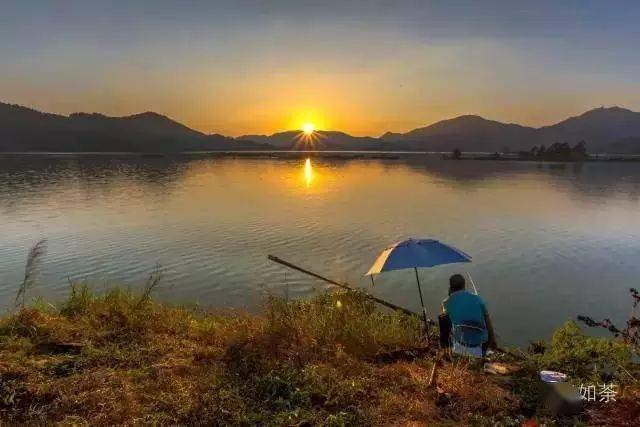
[1, 285, 638, 425]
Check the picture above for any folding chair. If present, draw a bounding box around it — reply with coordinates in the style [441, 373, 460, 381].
[450, 322, 486, 358]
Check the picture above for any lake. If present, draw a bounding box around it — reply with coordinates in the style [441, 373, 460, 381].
[1, 154, 640, 346]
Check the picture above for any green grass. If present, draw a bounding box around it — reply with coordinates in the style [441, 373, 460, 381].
[530, 320, 633, 383]
[0, 285, 638, 425]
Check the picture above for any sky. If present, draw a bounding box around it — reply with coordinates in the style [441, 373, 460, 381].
[2, 0, 640, 136]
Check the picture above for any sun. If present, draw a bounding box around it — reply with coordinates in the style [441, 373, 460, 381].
[301, 122, 315, 135]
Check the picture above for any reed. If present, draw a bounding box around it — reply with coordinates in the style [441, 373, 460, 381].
[14, 239, 47, 309]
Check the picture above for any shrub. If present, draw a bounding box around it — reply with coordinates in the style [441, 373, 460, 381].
[532, 320, 632, 383]
[264, 291, 423, 358]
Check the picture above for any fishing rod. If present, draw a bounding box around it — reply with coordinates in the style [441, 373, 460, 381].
[268, 255, 524, 360]
[267, 254, 419, 318]
[467, 272, 479, 295]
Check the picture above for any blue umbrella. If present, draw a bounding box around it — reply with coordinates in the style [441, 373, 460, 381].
[365, 238, 472, 328]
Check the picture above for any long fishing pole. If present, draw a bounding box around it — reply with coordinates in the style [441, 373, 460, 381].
[467, 272, 479, 295]
[267, 254, 419, 318]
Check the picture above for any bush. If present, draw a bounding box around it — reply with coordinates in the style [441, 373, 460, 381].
[8, 284, 636, 425]
[264, 291, 423, 358]
[531, 320, 632, 383]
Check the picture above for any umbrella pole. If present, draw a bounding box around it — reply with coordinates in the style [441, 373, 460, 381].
[414, 268, 429, 331]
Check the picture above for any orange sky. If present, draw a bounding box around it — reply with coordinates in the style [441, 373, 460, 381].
[2, 2, 639, 137]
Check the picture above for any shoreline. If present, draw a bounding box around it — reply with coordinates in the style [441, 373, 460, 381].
[2, 150, 640, 162]
[0, 286, 638, 424]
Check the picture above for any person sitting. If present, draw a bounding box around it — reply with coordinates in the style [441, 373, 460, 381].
[438, 274, 496, 356]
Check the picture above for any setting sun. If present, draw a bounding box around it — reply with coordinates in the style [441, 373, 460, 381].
[301, 123, 315, 135]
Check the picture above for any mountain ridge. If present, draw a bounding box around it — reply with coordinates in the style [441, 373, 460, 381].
[0, 102, 265, 152]
[2, 102, 640, 153]
[377, 106, 640, 153]
[238, 130, 382, 150]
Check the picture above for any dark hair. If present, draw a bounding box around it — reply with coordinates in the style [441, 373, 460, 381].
[449, 274, 466, 294]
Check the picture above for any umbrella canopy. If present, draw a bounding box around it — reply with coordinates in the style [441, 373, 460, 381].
[365, 238, 471, 276]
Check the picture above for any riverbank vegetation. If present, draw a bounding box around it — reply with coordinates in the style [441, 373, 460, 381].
[1, 282, 639, 426]
[447, 141, 619, 162]
[518, 141, 588, 161]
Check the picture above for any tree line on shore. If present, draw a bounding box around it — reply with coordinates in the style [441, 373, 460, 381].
[519, 141, 588, 161]
[449, 140, 589, 161]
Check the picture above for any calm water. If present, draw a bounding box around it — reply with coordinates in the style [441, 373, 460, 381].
[2, 155, 640, 346]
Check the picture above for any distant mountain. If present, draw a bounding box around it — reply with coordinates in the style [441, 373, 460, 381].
[3, 102, 640, 153]
[0, 102, 266, 152]
[381, 107, 640, 153]
[381, 115, 538, 152]
[238, 130, 383, 150]
[538, 107, 640, 153]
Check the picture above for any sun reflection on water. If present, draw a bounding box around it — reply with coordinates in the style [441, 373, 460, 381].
[304, 158, 313, 187]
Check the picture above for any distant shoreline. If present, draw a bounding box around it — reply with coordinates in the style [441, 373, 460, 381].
[2, 150, 640, 162]
[448, 153, 640, 162]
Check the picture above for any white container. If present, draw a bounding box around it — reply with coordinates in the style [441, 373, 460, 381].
[539, 370, 568, 383]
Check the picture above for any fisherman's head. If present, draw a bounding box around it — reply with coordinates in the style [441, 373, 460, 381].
[449, 274, 466, 295]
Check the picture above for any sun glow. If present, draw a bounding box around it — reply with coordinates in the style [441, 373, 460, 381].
[302, 123, 316, 135]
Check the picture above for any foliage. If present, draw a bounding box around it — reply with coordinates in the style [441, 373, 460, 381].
[528, 321, 632, 384]
[519, 141, 588, 161]
[1, 282, 638, 425]
[264, 291, 423, 358]
[0, 287, 441, 425]
[578, 288, 640, 351]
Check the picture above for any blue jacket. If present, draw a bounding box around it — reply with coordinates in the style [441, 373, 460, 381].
[443, 290, 489, 346]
